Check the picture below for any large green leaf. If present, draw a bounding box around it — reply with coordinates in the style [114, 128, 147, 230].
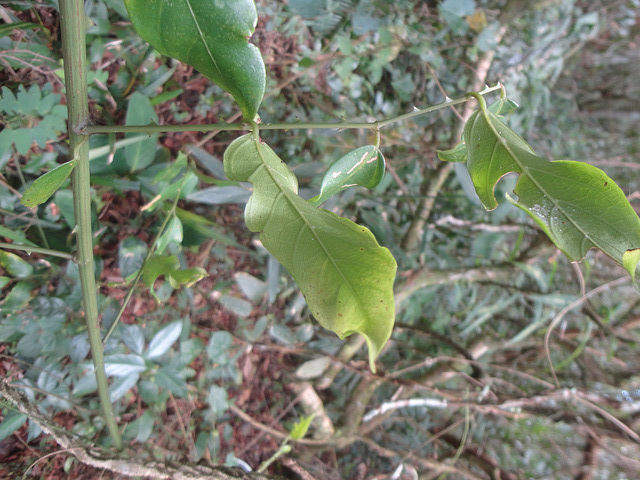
[464, 106, 640, 277]
[224, 133, 397, 371]
[124, 0, 265, 121]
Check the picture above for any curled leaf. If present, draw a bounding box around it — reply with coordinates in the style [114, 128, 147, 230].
[309, 145, 385, 206]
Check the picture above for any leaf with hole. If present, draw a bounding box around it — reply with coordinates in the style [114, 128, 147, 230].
[124, 0, 265, 120]
[224, 133, 396, 371]
[309, 145, 385, 206]
[464, 105, 640, 278]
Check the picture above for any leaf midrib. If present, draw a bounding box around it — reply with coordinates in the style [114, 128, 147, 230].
[183, 0, 222, 78]
[253, 139, 372, 323]
[481, 109, 601, 258]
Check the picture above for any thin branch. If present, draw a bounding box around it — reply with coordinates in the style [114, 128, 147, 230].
[0, 242, 75, 261]
[79, 85, 504, 135]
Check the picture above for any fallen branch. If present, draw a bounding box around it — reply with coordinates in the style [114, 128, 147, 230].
[0, 379, 282, 480]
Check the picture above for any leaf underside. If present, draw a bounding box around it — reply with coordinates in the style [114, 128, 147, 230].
[124, 0, 265, 120]
[464, 108, 640, 277]
[224, 134, 397, 371]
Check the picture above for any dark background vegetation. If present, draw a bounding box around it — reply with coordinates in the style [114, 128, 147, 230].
[1, 0, 639, 478]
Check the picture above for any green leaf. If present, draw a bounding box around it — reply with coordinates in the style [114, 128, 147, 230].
[118, 237, 148, 280]
[0, 412, 27, 442]
[224, 134, 397, 371]
[109, 373, 140, 402]
[0, 226, 37, 246]
[104, 353, 147, 377]
[124, 0, 266, 121]
[156, 216, 183, 255]
[437, 142, 467, 163]
[309, 146, 385, 206]
[155, 366, 188, 396]
[134, 410, 155, 443]
[207, 331, 234, 364]
[3, 282, 33, 316]
[147, 320, 183, 360]
[290, 414, 315, 440]
[207, 385, 229, 414]
[168, 267, 208, 289]
[0, 250, 34, 278]
[465, 107, 640, 277]
[143, 254, 179, 286]
[623, 249, 640, 285]
[439, 0, 476, 35]
[124, 92, 158, 172]
[20, 160, 75, 208]
[0, 22, 42, 37]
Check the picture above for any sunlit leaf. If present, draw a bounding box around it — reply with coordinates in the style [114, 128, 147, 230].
[224, 133, 397, 371]
[147, 320, 183, 360]
[464, 106, 640, 277]
[104, 353, 147, 377]
[20, 160, 75, 208]
[309, 145, 385, 206]
[124, 0, 265, 120]
[290, 414, 315, 440]
[168, 267, 208, 289]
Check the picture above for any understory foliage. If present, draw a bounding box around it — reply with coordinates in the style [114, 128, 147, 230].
[1, 0, 640, 479]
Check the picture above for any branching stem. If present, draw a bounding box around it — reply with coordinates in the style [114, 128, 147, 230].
[59, 0, 123, 450]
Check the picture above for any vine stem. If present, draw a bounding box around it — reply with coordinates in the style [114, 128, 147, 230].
[59, 0, 123, 450]
[80, 84, 504, 135]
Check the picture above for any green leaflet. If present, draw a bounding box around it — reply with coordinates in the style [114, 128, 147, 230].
[21, 160, 75, 208]
[224, 134, 397, 371]
[309, 145, 385, 206]
[124, 0, 265, 121]
[464, 105, 640, 277]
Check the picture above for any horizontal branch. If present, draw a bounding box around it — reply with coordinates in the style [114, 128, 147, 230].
[80, 84, 503, 135]
[0, 242, 75, 261]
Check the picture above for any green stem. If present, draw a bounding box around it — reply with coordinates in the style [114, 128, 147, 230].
[0, 243, 75, 261]
[80, 84, 504, 135]
[59, 0, 123, 450]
